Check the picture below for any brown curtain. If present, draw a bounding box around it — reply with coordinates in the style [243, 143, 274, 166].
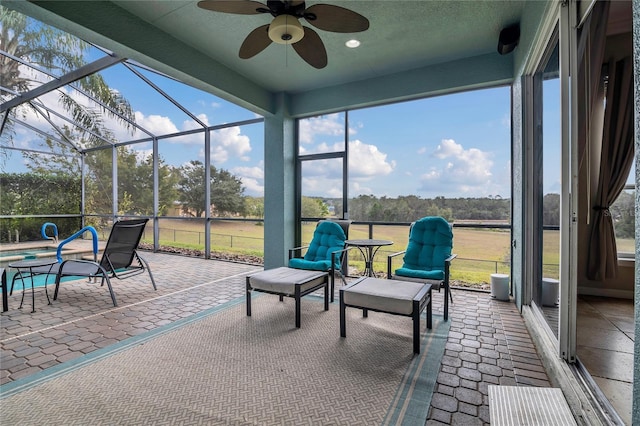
[587, 56, 635, 280]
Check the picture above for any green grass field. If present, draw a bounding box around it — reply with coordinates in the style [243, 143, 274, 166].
[139, 218, 634, 287]
[143, 219, 523, 286]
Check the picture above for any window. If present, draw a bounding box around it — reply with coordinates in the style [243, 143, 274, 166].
[611, 164, 635, 257]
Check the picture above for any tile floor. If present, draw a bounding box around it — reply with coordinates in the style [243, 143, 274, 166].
[576, 295, 635, 426]
[1, 252, 554, 425]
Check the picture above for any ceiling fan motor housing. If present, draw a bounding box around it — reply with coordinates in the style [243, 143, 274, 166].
[268, 14, 304, 44]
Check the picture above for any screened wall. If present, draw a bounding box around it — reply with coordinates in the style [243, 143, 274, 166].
[1, 7, 265, 259]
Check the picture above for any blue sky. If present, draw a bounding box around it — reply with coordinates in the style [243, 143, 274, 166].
[6, 37, 558, 200]
[305, 88, 515, 199]
[5, 10, 635, 203]
[116, 73, 517, 199]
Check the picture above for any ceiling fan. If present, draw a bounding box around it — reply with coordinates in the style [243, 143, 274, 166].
[196, 0, 369, 69]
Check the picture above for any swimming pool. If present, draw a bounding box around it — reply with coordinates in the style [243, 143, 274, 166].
[1, 242, 100, 291]
[0, 247, 62, 259]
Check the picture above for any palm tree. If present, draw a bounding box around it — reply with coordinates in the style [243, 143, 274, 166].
[0, 5, 135, 147]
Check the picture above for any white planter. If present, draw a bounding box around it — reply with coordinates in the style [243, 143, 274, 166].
[541, 278, 559, 307]
[490, 273, 510, 301]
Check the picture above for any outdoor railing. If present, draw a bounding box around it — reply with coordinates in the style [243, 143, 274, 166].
[146, 218, 532, 287]
[2, 215, 562, 288]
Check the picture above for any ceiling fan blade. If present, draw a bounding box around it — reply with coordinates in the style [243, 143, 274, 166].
[197, 0, 267, 15]
[239, 25, 272, 59]
[304, 4, 369, 33]
[292, 27, 327, 69]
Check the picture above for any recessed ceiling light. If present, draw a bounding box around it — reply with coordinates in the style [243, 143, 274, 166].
[345, 39, 361, 48]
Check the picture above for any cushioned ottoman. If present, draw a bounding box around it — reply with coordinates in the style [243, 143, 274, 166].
[340, 277, 432, 354]
[246, 267, 329, 328]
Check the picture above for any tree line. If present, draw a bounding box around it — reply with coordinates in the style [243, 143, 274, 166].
[337, 194, 511, 223]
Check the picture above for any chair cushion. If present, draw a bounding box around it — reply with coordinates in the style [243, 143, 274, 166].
[394, 267, 444, 280]
[300, 221, 346, 269]
[401, 216, 452, 273]
[288, 258, 331, 271]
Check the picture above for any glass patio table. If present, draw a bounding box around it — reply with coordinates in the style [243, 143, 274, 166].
[345, 239, 393, 277]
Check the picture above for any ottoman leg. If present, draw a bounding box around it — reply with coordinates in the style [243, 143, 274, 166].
[427, 287, 432, 329]
[246, 278, 252, 317]
[340, 289, 346, 337]
[324, 279, 329, 311]
[295, 285, 301, 328]
[413, 299, 420, 354]
[330, 273, 335, 303]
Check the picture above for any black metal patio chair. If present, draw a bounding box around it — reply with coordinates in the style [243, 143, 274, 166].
[33, 218, 156, 307]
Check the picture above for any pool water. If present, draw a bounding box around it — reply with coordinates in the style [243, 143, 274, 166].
[3, 271, 78, 292]
[1, 243, 98, 291]
[0, 248, 59, 259]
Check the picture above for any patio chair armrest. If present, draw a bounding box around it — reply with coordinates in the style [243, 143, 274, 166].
[330, 246, 352, 273]
[444, 254, 457, 284]
[387, 250, 406, 278]
[288, 245, 309, 260]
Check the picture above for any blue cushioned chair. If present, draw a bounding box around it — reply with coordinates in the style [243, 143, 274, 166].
[288, 220, 351, 303]
[387, 216, 456, 320]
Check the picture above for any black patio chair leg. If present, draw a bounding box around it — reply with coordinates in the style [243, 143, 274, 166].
[54, 273, 61, 301]
[104, 275, 117, 307]
[136, 254, 157, 290]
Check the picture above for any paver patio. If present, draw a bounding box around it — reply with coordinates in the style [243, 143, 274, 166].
[1, 252, 551, 425]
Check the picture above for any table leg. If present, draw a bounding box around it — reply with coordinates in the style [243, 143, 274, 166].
[29, 267, 36, 313]
[17, 271, 26, 310]
[44, 265, 54, 305]
[1, 268, 7, 312]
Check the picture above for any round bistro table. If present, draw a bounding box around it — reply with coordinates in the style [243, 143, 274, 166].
[345, 239, 393, 277]
[8, 259, 58, 312]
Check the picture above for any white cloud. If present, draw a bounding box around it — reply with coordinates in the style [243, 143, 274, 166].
[210, 126, 251, 163]
[232, 164, 264, 196]
[302, 176, 343, 198]
[182, 114, 210, 131]
[134, 111, 179, 136]
[298, 114, 344, 145]
[239, 176, 264, 196]
[419, 138, 496, 195]
[348, 140, 395, 177]
[232, 164, 263, 180]
[351, 181, 372, 196]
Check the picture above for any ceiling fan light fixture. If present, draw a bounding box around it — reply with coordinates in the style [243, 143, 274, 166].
[345, 39, 360, 48]
[268, 14, 304, 44]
